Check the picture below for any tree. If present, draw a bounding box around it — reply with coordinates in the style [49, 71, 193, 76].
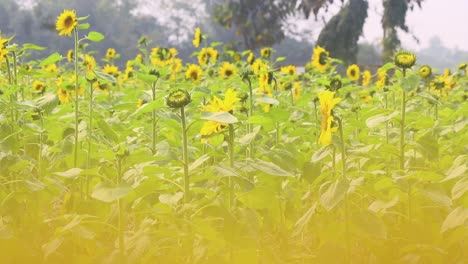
[316, 0, 368, 64]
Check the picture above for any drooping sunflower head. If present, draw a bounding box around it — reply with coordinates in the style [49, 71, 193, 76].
[312, 46, 330, 73]
[83, 54, 96, 71]
[192, 27, 202, 48]
[32, 80, 46, 93]
[418, 65, 432, 79]
[67, 50, 74, 62]
[362, 70, 372, 86]
[219, 62, 237, 79]
[328, 76, 342, 91]
[260, 47, 272, 59]
[247, 52, 255, 64]
[185, 64, 202, 82]
[166, 89, 192, 108]
[281, 65, 297, 76]
[347, 64, 360, 81]
[56, 10, 78, 37]
[106, 48, 116, 60]
[458, 63, 467, 71]
[394, 51, 416, 69]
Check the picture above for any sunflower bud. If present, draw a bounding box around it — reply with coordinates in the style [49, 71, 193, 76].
[166, 89, 191, 108]
[458, 63, 467, 71]
[418, 65, 432, 79]
[260, 47, 271, 59]
[329, 77, 342, 91]
[149, 69, 160, 77]
[394, 51, 416, 69]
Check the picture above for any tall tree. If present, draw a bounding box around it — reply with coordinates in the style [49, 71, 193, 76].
[316, 0, 368, 64]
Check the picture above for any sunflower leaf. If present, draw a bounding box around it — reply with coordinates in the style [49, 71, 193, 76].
[201, 111, 238, 124]
[86, 31, 105, 42]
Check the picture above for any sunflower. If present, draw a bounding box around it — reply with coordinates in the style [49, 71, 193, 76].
[185, 64, 202, 82]
[281, 65, 297, 76]
[251, 59, 268, 75]
[45, 64, 58, 74]
[394, 51, 416, 69]
[151, 47, 178, 66]
[56, 10, 78, 36]
[347, 64, 360, 81]
[219, 62, 237, 79]
[362, 70, 371, 86]
[83, 54, 96, 71]
[103, 64, 119, 77]
[124, 64, 134, 80]
[106, 48, 116, 60]
[32, 80, 46, 93]
[247, 52, 255, 64]
[311, 46, 330, 73]
[137, 98, 147, 109]
[169, 58, 182, 80]
[166, 89, 191, 108]
[376, 71, 389, 90]
[418, 65, 432, 79]
[57, 88, 71, 104]
[292, 82, 301, 101]
[260, 47, 271, 59]
[318, 90, 341, 146]
[0, 47, 8, 63]
[192, 27, 202, 48]
[197, 47, 218, 66]
[67, 50, 74, 62]
[200, 89, 240, 140]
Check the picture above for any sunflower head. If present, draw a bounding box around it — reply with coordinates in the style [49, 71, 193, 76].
[312, 46, 330, 73]
[458, 63, 467, 71]
[185, 64, 202, 82]
[346, 64, 360, 81]
[106, 48, 116, 60]
[394, 51, 416, 69]
[137, 98, 148, 109]
[418, 65, 432, 79]
[83, 54, 96, 71]
[56, 10, 78, 37]
[103, 64, 119, 77]
[219, 62, 237, 79]
[281, 65, 297, 76]
[67, 50, 74, 62]
[260, 47, 271, 59]
[32, 80, 46, 93]
[192, 27, 202, 48]
[362, 70, 372, 86]
[328, 76, 342, 91]
[247, 52, 255, 64]
[166, 89, 191, 108]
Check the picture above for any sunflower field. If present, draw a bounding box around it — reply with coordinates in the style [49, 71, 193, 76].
[0, 10, 467, 264]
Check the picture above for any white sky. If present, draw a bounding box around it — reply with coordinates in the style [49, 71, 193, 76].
[289, 0, 468, 50]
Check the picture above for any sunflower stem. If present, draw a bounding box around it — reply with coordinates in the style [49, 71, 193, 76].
[116, 157, 126, 259]
[228, 124, 235, 210]
[337, 117, 346, 176]
[73, 28, 79, 169]
[151, 79, 159, 155]
[385, 93, 389, 144]
[400, 69, 407, 171]
[247, 79, 254, 158]
[181, 106, 190, 203]
[86, 81, 94, 199]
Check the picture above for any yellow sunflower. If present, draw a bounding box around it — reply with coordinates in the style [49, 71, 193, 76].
[83, 54, 96, 71]
[219, 62, 237, 79]
[318, 90, 341, 146]
[185, 64, 203, 82]
[67, 50, 73, 62]
[292, 81, 301, 101]
[106, 48, 116, 60]
[103, 64, 119, 77]
[376, 70, 388, 89]
[56, 10, 78, 36]
[32, 80, 46, 93]
[281, 65, 297, 76]
[57, 88, 71, 104]
[347, 64, 360, 81]
[418, 65, 432, 79]
[251, 59, 268, 75]
[247, 52, 255, 64]
[394, 51, 416, 69]
[192, 27, 202, 48]
[362, 70, 371, 86]
[260, 47, 272, 59]
[311, 46, 330, 73]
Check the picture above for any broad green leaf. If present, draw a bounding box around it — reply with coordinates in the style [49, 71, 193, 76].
[42, 237, 64, 259]
[442, 156, 467, 182]
[418, 185, 452, 207]
[239, 126, 261, 145]
[201, 111, 238, 124]
[293, 202, 317, 236]
[320, 178, 349, 211]
[311, 146, 331, 162]
[238, 186, 276, 210]
[87, 31, 105, 42]
[159, 192, 184, 206]
[77, 15, 90, 21]
[94, 70, 117, 83]
[248, 115, 274, 125]
[53, 168, 83, 179]
[441, 206, 468, 233]
[256, 95, 279, 105]
[91, 182, 132, 203]
[22, 43, 46, 51]
[275, 57, 286, 63]
[97, 118, 120, 143]
[129, 98, 164, 118]
[77, 23, 90, 30]
[418, 92, 441, 105]
[249, 159, 291, 176]
[368, 196, 399, 213]
[378, 62, 395, 72]
[452, 177, 468, 200]
[39, 52, 62, 67]
[366, 111, 399, 128]
[189, 154, 210, 171]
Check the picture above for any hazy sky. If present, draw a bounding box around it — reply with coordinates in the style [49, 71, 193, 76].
[287, 0, 468, 51]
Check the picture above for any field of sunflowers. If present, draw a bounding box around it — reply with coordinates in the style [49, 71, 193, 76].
[0, 9, 467, 264]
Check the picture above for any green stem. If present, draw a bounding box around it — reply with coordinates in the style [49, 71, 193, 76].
[86, 81, 94, 198]
[385, 93, 389, 144]
[38, 110, 44, 178]
[337, 117, 346, 176]
[228, 124, 235, 210]
[12, 52, 18, 101]
[117, 157, 126, 259]
[434, 104, 438, 120]
[73, 28, 79, 168]
[181, 106, 190, 203]
[400, 71, 407, 171]
[151, 79, 159, 155]
[247, 79, 254, 158]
